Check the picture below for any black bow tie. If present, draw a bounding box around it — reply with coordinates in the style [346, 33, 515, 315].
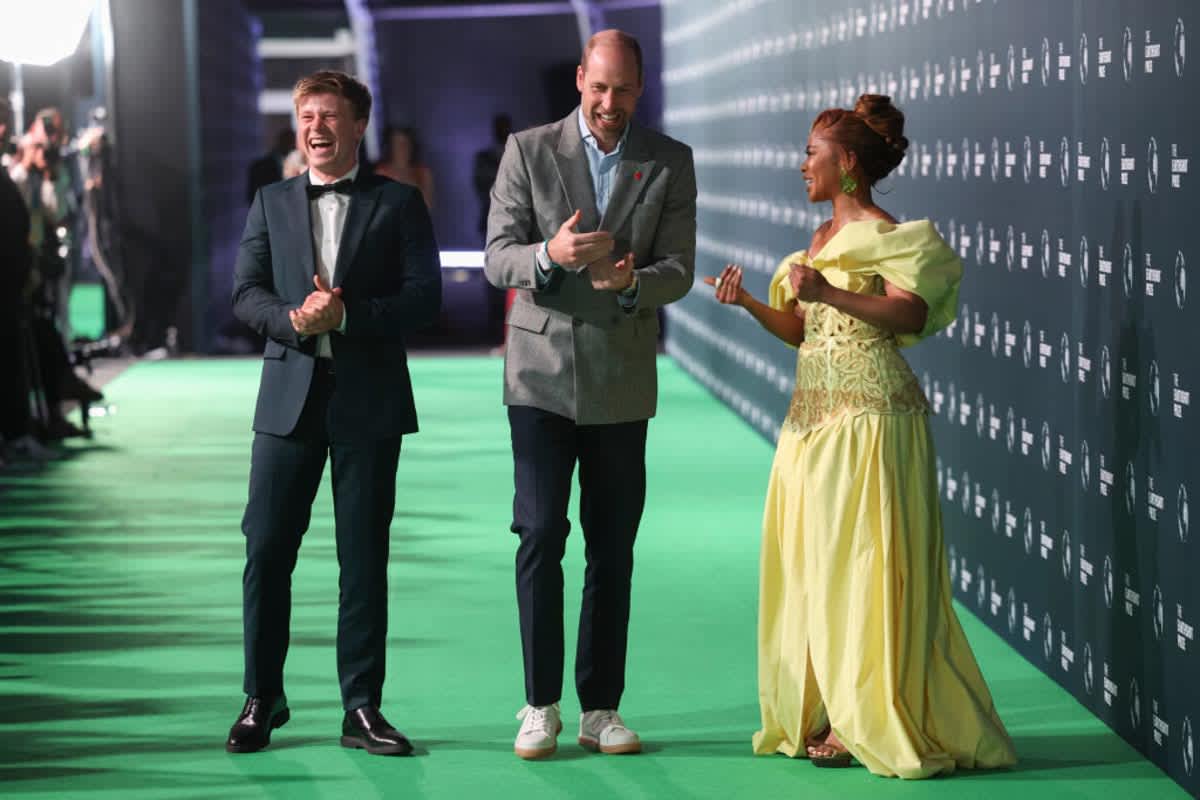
[306, 179, 354, 198]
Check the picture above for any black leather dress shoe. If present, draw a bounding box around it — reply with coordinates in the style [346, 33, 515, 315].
[341, 705, 413, 756]
[226, 695, 289, 753]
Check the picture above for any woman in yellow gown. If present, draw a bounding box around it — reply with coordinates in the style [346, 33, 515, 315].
[705, 95, 1016, 779]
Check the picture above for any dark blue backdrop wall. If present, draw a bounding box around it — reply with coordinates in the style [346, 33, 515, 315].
[661, 0, 1197, 793]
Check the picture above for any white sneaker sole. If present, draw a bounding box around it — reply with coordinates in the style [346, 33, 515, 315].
[578, 735, 642, 754]
[514, 742, 557, 759]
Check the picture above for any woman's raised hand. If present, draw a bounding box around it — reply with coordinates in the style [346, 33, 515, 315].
[702, 264, 749, 306]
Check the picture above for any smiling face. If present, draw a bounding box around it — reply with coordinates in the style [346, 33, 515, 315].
[801, 131, 853, 203]
[296, 92, 366, 182]
[576, 43, 643, 152]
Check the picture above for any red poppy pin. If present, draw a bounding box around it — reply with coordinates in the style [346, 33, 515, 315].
[634, 171, 643, 181]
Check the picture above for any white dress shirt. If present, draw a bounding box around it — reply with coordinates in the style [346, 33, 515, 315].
[308, 164, 357, 357]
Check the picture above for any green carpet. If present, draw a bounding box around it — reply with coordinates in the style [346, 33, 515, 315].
[0, 356, 1187, 799]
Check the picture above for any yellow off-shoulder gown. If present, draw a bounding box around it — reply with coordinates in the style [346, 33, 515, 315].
[751, 219, 1017, 778]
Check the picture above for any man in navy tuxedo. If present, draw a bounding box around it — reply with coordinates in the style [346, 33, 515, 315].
[226, 71, 440, 756]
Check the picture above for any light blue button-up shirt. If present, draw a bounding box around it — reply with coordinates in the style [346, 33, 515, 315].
[577, 107, 628, 218]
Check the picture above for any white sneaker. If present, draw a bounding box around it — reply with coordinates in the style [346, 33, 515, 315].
[514, 703, 562, 759]
[578, 709, 641, 754]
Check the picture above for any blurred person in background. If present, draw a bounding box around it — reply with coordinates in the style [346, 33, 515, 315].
[374, 125, 434, 210]
[247, 128, 296, 205]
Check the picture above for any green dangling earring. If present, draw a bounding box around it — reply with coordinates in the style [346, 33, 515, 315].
[839, 166, 858, 195]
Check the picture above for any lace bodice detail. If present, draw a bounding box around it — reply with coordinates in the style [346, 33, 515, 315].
[783, 268, 928, 436]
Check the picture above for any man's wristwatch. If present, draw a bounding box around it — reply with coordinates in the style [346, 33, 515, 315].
[619, 271, 639, 297]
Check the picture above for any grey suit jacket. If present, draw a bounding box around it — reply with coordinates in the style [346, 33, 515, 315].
[484, 109, 697, 424]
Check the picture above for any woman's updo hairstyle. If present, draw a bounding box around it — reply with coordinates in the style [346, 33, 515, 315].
[811, 94, 909, 185]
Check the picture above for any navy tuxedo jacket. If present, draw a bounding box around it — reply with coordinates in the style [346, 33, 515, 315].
[233, 170, 441, 440]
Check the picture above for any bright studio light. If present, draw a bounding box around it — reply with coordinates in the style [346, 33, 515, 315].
[0, 1, 93, 66]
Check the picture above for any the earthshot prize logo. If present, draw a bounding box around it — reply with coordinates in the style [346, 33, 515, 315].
[1006, 225, 1016, 271]
[1148, 360, 1160, 416]
[1153, 584, 1165, 641]
[961, 470, 971, 515]
[1060, 136, 1071, 187]
[1176, 17, 1187, 79]
[1079, 31, 1089, 84]
[1005, 406, 1016, 453]
[975, 392, 986, 437]
[961, 137, 970, 183]
[1125, 461, 1137, 517]
[976, 48, 986, 95]
[991, 487, 1002, 532]
[1024, 507, 1035, 555]
[948, 543, 958, 587]
[1041, 228, 1052, 278]
[1079, 235, 1090, 288]
[1180, 483, 1190, 544]
[1006, 43, 1017, 91]
[1080, 440, 1091, 492]
[1099, 137, 1111, 190]
[975, 220, 986, 266]
[1147, 136, 1159, 195]
[1100, 345, 1112, 399]
[1061, 529, 1072, 581]
[1040, 36, 1051, 86]
[1007, 587, 1018, 634]
[976, 564, 986, 608]
[1122, 26, 1134, 83]
[1103, 554, 1115, 608]
[1130, 676, 1142, 731]
[1083, 642, 1094, 695]
[1042, 611, 1054, 661]
[1184, 715, 1195, 777]
[1060, 332, 1071, 384]
[1178, 250, 1188, 310]
[1123, 242, 1136, 299]
[990, 312, 1000, 357]
[991, 136, 1000, 183]
[1041, 421, 1052, 471]
[1023, 135, 1033, 183]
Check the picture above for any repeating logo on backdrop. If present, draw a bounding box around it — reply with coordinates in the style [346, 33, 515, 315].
[935, 139, 945, 180]
[961, 138, 971, 183]
[1148, 360, 1160, 416]
[1041, 229, 1052, 278]
[991, 487, 1002, 532]
[1040, 37, 1051, 86]
[1080, 440, 1091, 492]
[1006, 225, 1016, 271]
[1079, 32, 1089, 84]
[1125, 462, 1137, 517]
[1023, 136, 1033, 183]
[1024, 507, 1035, 555]
[1176, 17, 1187, 78]
[1147, 137, 1159, 194]
[1041, 421, 1052, 471]
[1079, 235, 1090, 288]
[1100, 345, 1112, 399]
[1042, 612, 1054, 661]
[1180, 483, 1190, 544]
[1060, 332, 1071, 383]
[1022, 321, 1034, 368]
[1006, 406, 1017, 453]
[1083, 643, 1095, 694]
[1177, 250, 1188, 310]
[976, 48, 986, 95]
[990, 312, 1001, 357]
[1130, 676, 1142, 731]
[1123, 243, 1136, 298]
[1184, 716, 1195, 777]
[1061, 530, 1072, 581]
[1060, 137, 1071, 187]
[1103, 554, 1114, 608]
[976, 564, 986, 608]
[1153, 584, 1165, 641]
[1007, 587, 1018, 633]
[975, 393, 986, 437]
[1006, 44, 1017, 90]
[961, 471, 972, 515]
[1100, 137, 1111, 190]
[991, 137, 1000, 182]
[976, 221, 986, 266]
[1123, 26, 1135, 82]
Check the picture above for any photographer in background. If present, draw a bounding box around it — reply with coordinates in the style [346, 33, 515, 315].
[9, 106, 102, 440]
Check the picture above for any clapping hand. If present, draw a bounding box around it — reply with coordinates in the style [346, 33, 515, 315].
[289, 274, 345, 335]
[789, 262, 829, 302]
[588, 251, 636, 291]
[547, 209, 614, 271]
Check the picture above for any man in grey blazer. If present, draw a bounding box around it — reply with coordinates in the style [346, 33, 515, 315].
[484, 29, 696, 759]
